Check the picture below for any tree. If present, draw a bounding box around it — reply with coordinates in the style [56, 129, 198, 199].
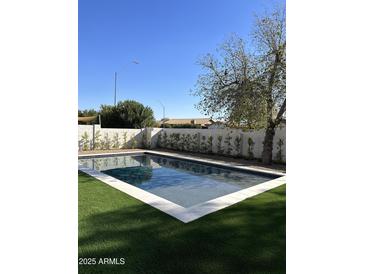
[193, 7, 286, 164]
[100, 100, 155, 128]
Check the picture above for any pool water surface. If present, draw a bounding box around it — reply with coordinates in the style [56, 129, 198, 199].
[79, 154, 277, 208]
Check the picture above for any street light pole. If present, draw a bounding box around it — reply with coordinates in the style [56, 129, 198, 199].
[113, 61, 139, 106]
[114, 72, 117, 106]
[157, 100, 166, 119]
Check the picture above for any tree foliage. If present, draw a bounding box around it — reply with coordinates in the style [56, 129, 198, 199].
[193, 7, 286, 163]
[78, 109, 98, 117]
[100, 100, 155, 128]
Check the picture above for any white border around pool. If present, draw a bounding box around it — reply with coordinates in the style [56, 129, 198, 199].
[79, 150, 286, 223]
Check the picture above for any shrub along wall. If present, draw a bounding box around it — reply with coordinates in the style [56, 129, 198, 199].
[78, 125, 145, 151]
[151, 127, 285, 163]
[78, 125, 286, 162]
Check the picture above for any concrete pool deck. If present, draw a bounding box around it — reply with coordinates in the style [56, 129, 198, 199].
[78, 150, 286, 223]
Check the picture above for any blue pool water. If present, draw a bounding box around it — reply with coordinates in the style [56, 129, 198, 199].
[79, 153, 276, 208]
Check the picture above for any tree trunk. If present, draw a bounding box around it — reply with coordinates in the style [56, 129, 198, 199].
[262, 121, 276, 165]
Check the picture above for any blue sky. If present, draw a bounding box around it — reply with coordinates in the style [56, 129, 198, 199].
[79, 0, 284, 120]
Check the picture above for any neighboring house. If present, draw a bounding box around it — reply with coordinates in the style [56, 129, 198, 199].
[159, 118, 213, 128]
[208, 119, 286, 130]
[207, 121, 227, 129]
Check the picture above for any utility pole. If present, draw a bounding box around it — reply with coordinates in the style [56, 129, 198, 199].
[158, 100, 166, 119]
[114, 72, 117, 106]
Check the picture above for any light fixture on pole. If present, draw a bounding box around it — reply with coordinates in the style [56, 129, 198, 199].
[157, 100, 166, 120]
[114, 60, 139, 106]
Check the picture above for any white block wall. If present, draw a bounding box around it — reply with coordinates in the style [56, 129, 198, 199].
[150, 126, 286, 162]
[79, 125, 286, 162]
[78, 125, 145, 150]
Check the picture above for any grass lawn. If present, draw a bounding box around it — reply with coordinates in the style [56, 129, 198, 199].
[79, 171, 286, 274]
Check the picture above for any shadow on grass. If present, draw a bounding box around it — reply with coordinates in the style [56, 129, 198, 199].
[78, 171, 285, 274]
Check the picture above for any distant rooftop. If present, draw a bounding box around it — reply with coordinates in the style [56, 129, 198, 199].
[159, 118, 213, 126]
[78, 116, 98, 123]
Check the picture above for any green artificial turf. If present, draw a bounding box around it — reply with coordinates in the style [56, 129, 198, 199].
[79, 171, 286, 274]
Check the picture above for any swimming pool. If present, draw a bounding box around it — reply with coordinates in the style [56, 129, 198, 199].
[79, 151, 285, 222]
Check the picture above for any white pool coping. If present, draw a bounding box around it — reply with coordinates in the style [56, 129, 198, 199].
[79, 150, 286, 223]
